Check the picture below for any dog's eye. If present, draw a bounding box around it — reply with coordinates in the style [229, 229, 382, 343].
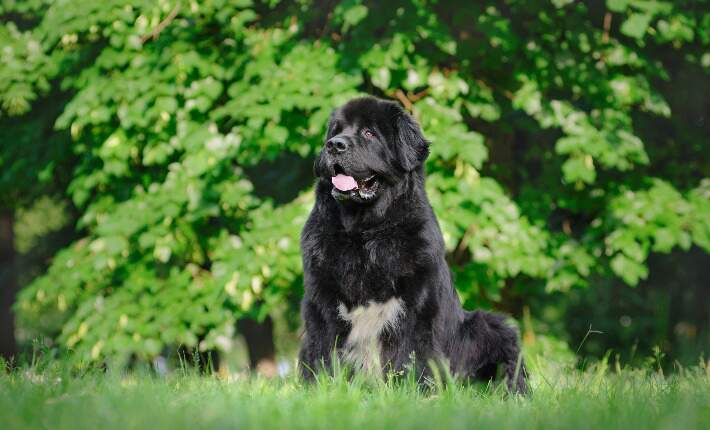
[361, 129, 374, 139]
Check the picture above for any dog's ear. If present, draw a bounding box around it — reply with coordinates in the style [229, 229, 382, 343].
[391, 104, 430, 172]
[313, 111, 337, 178]
[313, 151, 325, 178]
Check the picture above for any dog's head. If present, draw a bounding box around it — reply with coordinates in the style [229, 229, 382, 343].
[314, 96, 430, 204]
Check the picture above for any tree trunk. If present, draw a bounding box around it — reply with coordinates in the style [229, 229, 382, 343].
[0, 210, 18, 363]
[238, 316, 277, 377]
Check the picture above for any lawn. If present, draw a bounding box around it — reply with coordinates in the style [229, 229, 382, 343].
[1, 360, 708, 430]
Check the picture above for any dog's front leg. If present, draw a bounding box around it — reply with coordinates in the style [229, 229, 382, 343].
[298, 298, 339, 381]
[386, 279, 445, 383]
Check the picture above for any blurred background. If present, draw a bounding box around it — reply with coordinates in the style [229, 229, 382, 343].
[0, 0, 708, 375]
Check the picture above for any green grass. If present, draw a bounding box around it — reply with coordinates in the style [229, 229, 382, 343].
[1, 360, 708, 430]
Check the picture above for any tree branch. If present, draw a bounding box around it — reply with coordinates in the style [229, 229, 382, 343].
[141, 3, 181, 44]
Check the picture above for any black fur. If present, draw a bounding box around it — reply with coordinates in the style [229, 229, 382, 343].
[299, 96, 527, 392]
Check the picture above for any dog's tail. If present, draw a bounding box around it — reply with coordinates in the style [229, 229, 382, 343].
[504, 348, 528, 395]
[492, 312, 528, 394]
[461, 310, 528, 394]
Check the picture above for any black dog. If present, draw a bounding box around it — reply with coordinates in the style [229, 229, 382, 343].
[298, 96, 527, 392]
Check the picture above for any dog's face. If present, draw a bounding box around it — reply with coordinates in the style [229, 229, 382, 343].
[314, 97, 429, 204]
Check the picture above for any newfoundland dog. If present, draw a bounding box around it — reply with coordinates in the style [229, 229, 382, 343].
[298, 96, 527, 392]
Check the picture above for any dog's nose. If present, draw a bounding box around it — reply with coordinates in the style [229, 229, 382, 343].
[326, 136, 349, 153]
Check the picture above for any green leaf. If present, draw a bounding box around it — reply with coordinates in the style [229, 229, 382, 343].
[562, 156, 596, 184]
[370, 67, 391, 90]
[607, 0, 629, 13]
[610, 253, 648, 286]
[621, 14, 652, 39]
[343, 4, 368, 29]
[552, 0, 574, 8]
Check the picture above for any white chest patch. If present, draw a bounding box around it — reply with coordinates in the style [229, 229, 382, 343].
[337, 297, 405, 374]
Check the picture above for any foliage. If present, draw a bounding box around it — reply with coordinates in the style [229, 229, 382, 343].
[1, 0, 708, 364]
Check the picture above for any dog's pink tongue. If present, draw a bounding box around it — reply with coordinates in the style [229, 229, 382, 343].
[332, 174, 358, 191]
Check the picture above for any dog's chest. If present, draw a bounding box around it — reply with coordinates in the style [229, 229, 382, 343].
[317, 233, 416, 302]
[337, 297, 405, 373]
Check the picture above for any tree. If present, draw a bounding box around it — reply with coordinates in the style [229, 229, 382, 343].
[0, 211, 17, 361]
[1, 6, 76, 361]
[2, 0, 708, 365]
